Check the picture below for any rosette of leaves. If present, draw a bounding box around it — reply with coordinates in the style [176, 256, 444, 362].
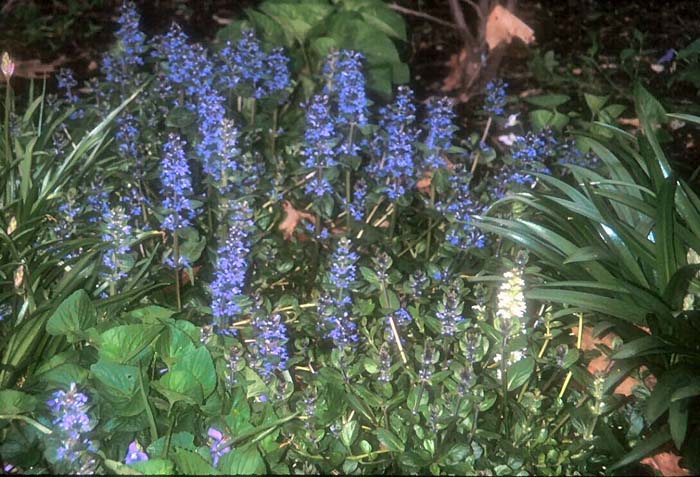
[477, 84, 700, 474]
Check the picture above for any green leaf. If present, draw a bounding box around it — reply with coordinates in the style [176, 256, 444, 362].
[258, 1, 333, 43]
[529, 109, 554, 131]
[131, 459, 175, 475]
[672, 382, 700, 401]
[525, 288, 647, 325]
[341, 420, 359, 448]
[165, 106, 196, 128]
[379, 288, 400, 311]
[221, 444, 266, 475]
[172, 347, 217, 398]
[99, 324, 164, 364]
[152, 370, 203, 406]
[656, 176, 680, 289]
[507, 357, 535, 391]
[523, 94, 570, 108]
[584, 93, 608, 115]
[609, 427, 671, 472]
[611, 335, 667, 360]
[0, 390, 37, 414]
[46, 290, 97, 343]
[90, 359, 141, 416]
[172, 448, 220, 475]
[669, 399, 690, 449]
[147, 432, 196, 457]
[562, 246, 611, 264]
[645, 369, 693, 425]
[376, 427, 405, 452]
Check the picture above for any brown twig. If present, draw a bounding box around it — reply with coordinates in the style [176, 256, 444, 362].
[388, 3, 459, 31]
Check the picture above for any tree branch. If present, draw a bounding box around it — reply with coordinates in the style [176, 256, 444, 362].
[388, 3, 459, 31]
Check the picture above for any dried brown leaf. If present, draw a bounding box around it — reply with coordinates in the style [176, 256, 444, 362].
[641, 452, 690, 476]
[279, 201, 316, 240]
[485, 5, 535, 51]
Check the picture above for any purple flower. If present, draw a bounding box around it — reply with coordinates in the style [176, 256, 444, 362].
[304, 94, 338, 199]
[160, 133, 195, 232]
[100, 206, 132, 284]
[484, 79, 508, 116]
[124, 440, 148, 465]
[46, 383, 97, 471]
[250, 313, 289, 380]
[423, 96, 457, 171]
[370, 86, 418, 199]
[210, 200, 254, 335]
[320, 237, 360, 350]
[323, 50, 368, 128]
[207, 427, 232, 467]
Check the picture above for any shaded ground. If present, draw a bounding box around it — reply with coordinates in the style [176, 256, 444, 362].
[2, 0, 699, 178]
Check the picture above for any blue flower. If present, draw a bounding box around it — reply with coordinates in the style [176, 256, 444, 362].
[435, 282, 465, 336]
[494, 130, 554, 198]
[371, 86, 418, 199]
[46, 383, 97, 471]
[251, 312, 289, 380]
[304, 95, 338, 199]
[124, 441, 148, 465]
[423, 96, 457, 171]
[56, 68, 84, 119]
[102, 1, 146, 90]
[219, 30, 290, 99]
[153, 24, 214, 98]
[323, 50, 368, 128]
[320, 237, 360, 349]
[207, 428, 232, 468]
[210, 200, 254, 335]
[440, 166, 487, 249]
[349, 179, 368, 221]
[87, 180, 110, 224]
[160, 134, 195, 232]
[484, 79, 508, 116]
[195, 85, 228, 182]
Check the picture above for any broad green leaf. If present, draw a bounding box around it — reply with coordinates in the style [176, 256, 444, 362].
[90, 359, 142, 416]
[152, 370, 203, 406]
[341, 420, 359, 448]
[131, 459, 175, 475]
[523, 94, 570, 108]
[99, 324, 164, 364]
[529, 109, 554, 130]
[584, 93, 608, 114]
[507, 357, 535, 391]
[563, 246, 611, 264]
[525, 288, 647, 324]
[128, 306, 176, 323]
[376, 427, 405, 453]
[0, 390, 37, 414]
[172, 448, 220, 475]
[147, 432, 196, 457]
[258, 1, 333, 43]
[220, 444, 265, 475]
[172, 347, 217, 398]
[46, 290, 97, 343]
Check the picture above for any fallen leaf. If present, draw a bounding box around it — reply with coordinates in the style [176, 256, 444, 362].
[641, 451, 690, 476]
[416, 159, 456, 193]
[12, 55, 67, 79]
[618, 117, 641, 128]
[573, 326, 655, 396]
[485, 5, 535, 51]
[279, 201, 316, 240]
[442, 48, 480, 101]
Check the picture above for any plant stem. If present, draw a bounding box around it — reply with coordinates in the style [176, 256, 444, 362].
[500, 335, 509, 434]
[425, 182, 436, 259]
[345, 124, 356, 230]
[0, 414, 52, 434]
[173, 231, 181, 311]
[4, 77, 10, 168]
[38, 76, 46, 136]
[139, 363, 158, 443]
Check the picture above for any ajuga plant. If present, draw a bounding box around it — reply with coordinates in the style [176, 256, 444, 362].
[0, 2, 688, 475]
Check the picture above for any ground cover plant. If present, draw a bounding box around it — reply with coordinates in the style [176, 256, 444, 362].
[0, 1, 699, 475]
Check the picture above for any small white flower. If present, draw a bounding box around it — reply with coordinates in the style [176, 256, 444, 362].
[498, 133, 519, 146]
[505, 113, 520, 128]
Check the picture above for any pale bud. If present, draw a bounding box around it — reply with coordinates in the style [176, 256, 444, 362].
[14, 265, 24, 289]
[1, 52, 15, 80]
[7, 216, 17, 235]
